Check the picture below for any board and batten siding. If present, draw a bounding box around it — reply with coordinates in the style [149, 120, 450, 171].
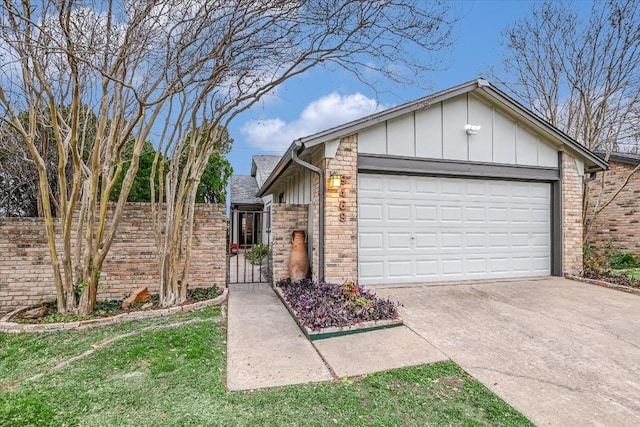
[358, 93, 559, 167]
[278, 167, 314, 205]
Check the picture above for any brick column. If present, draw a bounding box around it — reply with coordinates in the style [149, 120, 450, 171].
[322, 134, 358, 284]
[562, 152, 584, 275]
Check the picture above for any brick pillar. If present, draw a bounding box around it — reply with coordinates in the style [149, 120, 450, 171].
[562, 152, 584, 275]
[322, 134, 358, 284]
[270, 204, 309, 282]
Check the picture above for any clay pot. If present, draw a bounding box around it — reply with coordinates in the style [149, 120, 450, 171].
[289, 230, 309, 281]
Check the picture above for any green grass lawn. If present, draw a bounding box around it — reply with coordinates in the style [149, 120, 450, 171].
[626, 270, 640, 280]
[0, 308, 532, 427]
[610, 268, 640, 281]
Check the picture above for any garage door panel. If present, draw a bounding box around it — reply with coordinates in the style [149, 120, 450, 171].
[358, 174, 551, 285]
[442, 181, 464, 196]
[466, 207, 486, 222]
[489, 232, 510, 248]
[466, 233, 487, 248]
[442, 259, 464, 275]
[415, 205, 437, 222]
[388, 261, 412, 278]
[415, 180, 437, 194]
[359, 204, 383, 221]
[359, 175, 384, 192]
[359, 232, 383, 250]
[488, 207, 509, 223]
[388, 177, 412, 193]
[415, 260, 438, 277]
[532, 208, 550, 223]
[442, 232, 463, 248]
[388, 232, 411, 249]
[467, 258, 488, 274]
[359, 261, 384, 280]
[441, 206, 463, 222]
[532, 232, 550, 247]
[415, 232, 437, 248]
[387, 205, 411, 221]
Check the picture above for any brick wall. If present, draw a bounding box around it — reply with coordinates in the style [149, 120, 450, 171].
[270, 204, 308, 282]
[0, 203, 226, 314]
[562, 152, 584, 275]
[587, 160, 640, 257]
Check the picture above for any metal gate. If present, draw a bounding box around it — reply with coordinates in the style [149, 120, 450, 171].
[227, 209, 270, 284]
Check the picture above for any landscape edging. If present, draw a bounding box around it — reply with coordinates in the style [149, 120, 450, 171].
[566, 275, 640, 296]
[0, 288, 228, 334]
[272, 285, 403, 341]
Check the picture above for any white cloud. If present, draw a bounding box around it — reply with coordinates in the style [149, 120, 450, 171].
[241, 92, 387, 153]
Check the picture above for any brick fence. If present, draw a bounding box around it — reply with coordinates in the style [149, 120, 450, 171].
[0, 203, 227, 314]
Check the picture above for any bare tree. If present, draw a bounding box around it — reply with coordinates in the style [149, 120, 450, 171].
[498, 0, 640, 241]
[0, 125, 40, 217]
[0, 0, 456, 313]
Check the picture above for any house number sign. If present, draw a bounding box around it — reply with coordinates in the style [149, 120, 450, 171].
[338, 175, 348, 223]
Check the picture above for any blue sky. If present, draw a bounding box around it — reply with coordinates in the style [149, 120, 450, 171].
[226, 0, 553, 176]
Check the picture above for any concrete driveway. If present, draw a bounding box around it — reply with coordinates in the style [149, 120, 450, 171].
[380, 277, 640, 426]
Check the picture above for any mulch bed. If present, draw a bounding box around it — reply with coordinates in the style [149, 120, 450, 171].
[582, 271, 640, 289]
[13, 286, 223, 324]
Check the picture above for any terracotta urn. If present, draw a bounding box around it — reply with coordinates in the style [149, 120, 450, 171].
[289, 230, 309, 281]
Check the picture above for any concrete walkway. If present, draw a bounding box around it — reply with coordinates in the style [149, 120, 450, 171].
[226, 283, 445, 390]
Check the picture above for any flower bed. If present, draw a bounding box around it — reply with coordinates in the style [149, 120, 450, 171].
[583, 271, 640, 289]
[11, 286, 224, 324]
[275, 278, 402, 340]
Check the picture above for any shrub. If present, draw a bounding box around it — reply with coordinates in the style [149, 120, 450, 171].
[583, 244, 605, 274]
[246, 244, 269, 264]
[276, 278, 401, 331]
[608, 251, 640, 269]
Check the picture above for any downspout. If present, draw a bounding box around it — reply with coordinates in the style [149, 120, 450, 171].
[291, 141, 325, 282]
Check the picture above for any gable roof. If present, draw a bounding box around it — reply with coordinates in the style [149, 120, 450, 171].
[230, 175, 262, 206]
[251, 155, 281, 186]
[257, 78, 609, 197]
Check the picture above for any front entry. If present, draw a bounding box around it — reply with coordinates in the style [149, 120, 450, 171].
[228, 209, 269, 285]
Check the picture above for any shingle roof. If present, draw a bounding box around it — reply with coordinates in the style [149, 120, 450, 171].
[230, 175, 262, 206]
[252, 155, 281, 187]
[596, 151, 640, 166]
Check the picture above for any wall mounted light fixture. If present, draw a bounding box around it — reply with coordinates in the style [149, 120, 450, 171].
[329, 173, 342, 189]
[465, 124, 481, 135]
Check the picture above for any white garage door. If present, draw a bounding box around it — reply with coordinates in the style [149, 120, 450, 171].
[358, 174, 551, 285]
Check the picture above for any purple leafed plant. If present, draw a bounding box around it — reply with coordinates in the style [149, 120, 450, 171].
[276, 278, 401, 331]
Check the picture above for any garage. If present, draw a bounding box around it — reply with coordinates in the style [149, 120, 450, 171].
[358, 173, 551, 285]
[259, 79, 609, 285]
